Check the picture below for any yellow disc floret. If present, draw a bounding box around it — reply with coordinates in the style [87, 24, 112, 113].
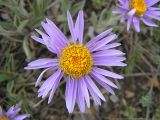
[59, 44, 93, 78]
[0, 117, 9, 120]
[130, 0, 147, 16]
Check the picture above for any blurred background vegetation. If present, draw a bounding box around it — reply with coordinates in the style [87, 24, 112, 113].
[0, 0, 160, 120]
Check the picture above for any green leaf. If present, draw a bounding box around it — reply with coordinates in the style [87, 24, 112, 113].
[70, 1, 85, 16]
[153, 55, 160, 65]
[153, 106, 160, 119]
[0, 74, 10, 83]
[125, 44, 142, 74]
[23, 38, 33, 61]
[14, 15, 21, 28]
[4, 54, 15, 72]
[31, 0, 51, 17]
[14, 15, 28, 31]
[32, 17, 44, 27]
[122, 106, 136, 118]
[92, 0, 106, 9]
[17, 19, 28, 31]
[139, 95, 152, 108]
[0, 74, 12, 83]
[90, 12, 98, 27]
[7, 80, 14, 95]
[0, 22, 13, 30]
[0, 0, 28, 17]
[60, 0, 70, 15]
[57, 15, 66, 22]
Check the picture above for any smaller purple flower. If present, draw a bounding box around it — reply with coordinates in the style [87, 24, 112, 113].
[113, 0, 160, 32]
[0, 106, 30, 120]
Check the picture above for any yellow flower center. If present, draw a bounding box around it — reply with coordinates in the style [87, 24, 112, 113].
[0, 117, 9, 120]
[59, 44, 93, 78]
[130, 0, 147, 16]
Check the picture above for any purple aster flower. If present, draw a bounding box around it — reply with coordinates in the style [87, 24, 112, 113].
[25, 10, 126, 113]
[0, 105, 30, 120]
[113, 0, 160, 32]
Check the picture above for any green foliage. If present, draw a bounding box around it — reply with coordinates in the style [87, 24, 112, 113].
[90, 8, 121, 33]
[59, 0, 85, 33]
[70, 1, 85, 16]
[122, 106, 137, 119]
[23, 38, 33, 61]
[4, 54, 16, 72]
[7, 80, 18, 101]
[0, 73, 15, 83]
[92, 0, 106, 9]
[14, 15, 28, 31]
[153, 105, 160, 120]
[31, 0, 51, 16]
[153, 55, 160, 65]
[60, 0, 70, 15]
[125, 44, 142, 74]
[0, 0, 28, 17]
[139, 95, 152, 108]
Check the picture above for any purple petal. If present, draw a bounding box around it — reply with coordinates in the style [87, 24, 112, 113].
[90, 71, 118, 88]
[94, 76, 115, 95]
[65, 77, 77, 113]
[35, 29, 56, 53]
[146, 10, 160, 16]
[145, 0, 160, 7]
[133, 17, 140, 32]
[7, 106, 21, 119]
[41, 22, 65, 50]
[46, 18, 68, 45]
[145, 10, 160, 20]
[65, 76, 70, 102]
[93, 56, 126, 64]
[48, 71, 64, 103]
[141, 17, 158, 27]
[24, 64, 57, 70]
[85, 75, 105, 101]
[75, 10, 84, 44]
[77, 80, 85, 112]
[117, 1, 129, 9]
[90, 34, 118, 52]
[112, 9, 127, 14]
[119, 0, 127, 5]
[28, 58, 57, 67]
[86, 28, 113, 48]
[127, 16, 133, 31]
[0, 107, 3, 117]
[122, 0, 129, 9]
[148, 7, 160, 10]
[92, 67, 124, 79]
[41, 21, 52, 37]
[116, 4, 127, 10]
[25, 58, 58, 69]
[80, 78, 90, 108]
[38, 69, 61, 93]
[42, 20, 68, 50]
[67, 11, 77, 42]
[38, 69, 62, 99]
[31, 35, 45, 44]
[92, 49, 125, 57]
[94, 61, 127, 67]
[12, 114, 30, 120]
[35, 68, 52, 87]
[120, 14, 128, 23]
[128, 9, 136, 17]
[97, 43, 121, 51]
[87, 84, 102, 105]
